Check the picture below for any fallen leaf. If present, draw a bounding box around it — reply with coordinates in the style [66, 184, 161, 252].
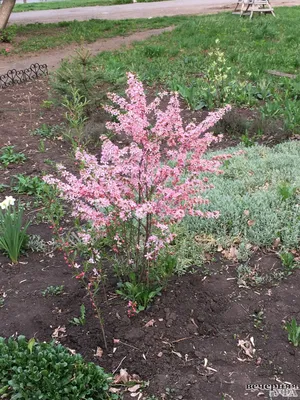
[109, 388, 121, 394]
[256, 357, 262, 365]
[94, 347, 103, 358]
[247, 220, 255, 227]
[52, 325, 67, 339]
[237, 337, 255, 359]
[223, 246, 238, 260]
[114, 368, 129, 384]
[144, 319, 155, 328]
[131, 374, 141, 381]
[243, 210, 250, 216]
[128, 384, 142, 393]
[171, 350, 182, 358]
[273, 237, 281, 248]
[113, 338, 120, 344]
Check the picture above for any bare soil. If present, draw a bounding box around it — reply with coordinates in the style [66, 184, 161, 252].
[0, 79, 299, 400]
[0, 27, 174, 74]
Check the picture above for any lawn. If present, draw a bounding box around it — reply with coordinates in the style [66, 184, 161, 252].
[14, 0, 167, 12]
[0, 7, 300, 400]
[87, 7, 300, 133]
[4, 16, 187, 53]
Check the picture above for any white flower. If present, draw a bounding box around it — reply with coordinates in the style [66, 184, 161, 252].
[0, 196, 16, 210]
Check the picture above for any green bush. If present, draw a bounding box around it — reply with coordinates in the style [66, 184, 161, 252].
[0, 336, 116, 400]
[0, 26, 16, 43]
[52, 49, 102, 104]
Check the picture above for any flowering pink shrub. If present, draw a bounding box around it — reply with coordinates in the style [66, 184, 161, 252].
[45, 73, 230, 282]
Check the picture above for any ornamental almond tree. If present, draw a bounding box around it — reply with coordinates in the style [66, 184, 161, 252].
[45, 73, 231, 283]
[0, 0, 16, 30]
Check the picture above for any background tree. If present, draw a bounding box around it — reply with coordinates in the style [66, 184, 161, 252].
[0, 0, 16, 30]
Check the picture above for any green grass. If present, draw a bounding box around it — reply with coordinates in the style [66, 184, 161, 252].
[14, 0, 167, 12]
[9, 16, 187, 53]
[184, 141, 300, 251]
[84, 7, 300, 132]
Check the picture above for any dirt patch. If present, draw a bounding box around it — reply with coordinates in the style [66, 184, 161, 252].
[0, 27, 174, 74]
[0, 80, 299, 400]
[1, 246, 300, 399]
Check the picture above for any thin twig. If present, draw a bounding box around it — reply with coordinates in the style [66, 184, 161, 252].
[171, 336, 194, 344]
[119, 340, 140, 351]
[112, 356, 127, 374]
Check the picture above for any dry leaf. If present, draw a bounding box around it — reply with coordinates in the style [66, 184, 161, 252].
[52, 325, 67, 339]
[243, 210, 250, 216]
[247, 220, 255, 227]
[144, 319, 155, 328]
[223, 246, 238, 260]
[94, 347, 103, 358]
[237, 338, 256, 359]
[114, 368, 129, 384]
[67, 348, 76, 355]
[131, 374, 141, 381]
[273, 237, 281, 248]
[217, 245, 223, 252]
[109, 388, 121, 394]
[171, 350, 182, 358]
[256, 357, 262, 365]
[128, 384, 142, 393]
[113, 338, 120, 344]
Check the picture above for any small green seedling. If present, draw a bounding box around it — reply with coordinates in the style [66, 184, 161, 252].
[0, 146, 27, 167]
[280, 252, 295, 271]
[285, 318, 300, 347]
[32, 123, 61, 139]
[0, 184, 9, 193]
[70, 304, 86, 326]
[41, 100, 54, 109]
[252, 310, 265, 331]
[277, 182, 297, 201]
[12, 174, 47, 197]
[0, 293, 6, 307]
[42, 285, 64, 297]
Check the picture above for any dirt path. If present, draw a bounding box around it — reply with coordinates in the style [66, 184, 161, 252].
[0, 27, 174, 74]
[10, 0, 300, 25]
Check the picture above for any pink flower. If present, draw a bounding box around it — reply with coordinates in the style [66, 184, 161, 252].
[44, 73, 229, 277]
[75, 271, 85, 279]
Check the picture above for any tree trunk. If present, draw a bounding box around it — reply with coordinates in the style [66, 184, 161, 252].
[0, 0, 16, 30]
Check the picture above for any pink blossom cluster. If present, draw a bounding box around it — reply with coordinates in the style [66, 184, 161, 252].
[44, 73, 230, 277]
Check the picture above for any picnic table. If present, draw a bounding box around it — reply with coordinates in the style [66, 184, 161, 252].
[233, 0, 275, 18]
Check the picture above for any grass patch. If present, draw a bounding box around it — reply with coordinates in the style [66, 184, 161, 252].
[184, 141, 300, 251]
[14, 0, 167, 12]
[9, 16, 187, 53]
[84, 7, 300, 132]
